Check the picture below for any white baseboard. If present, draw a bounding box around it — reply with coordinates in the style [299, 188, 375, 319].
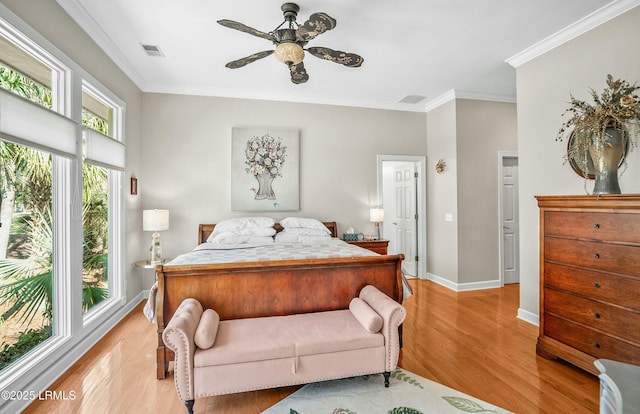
[517, 308, 539, 326]
[1, 292, 146, 414]
[426, 272, 502, 291]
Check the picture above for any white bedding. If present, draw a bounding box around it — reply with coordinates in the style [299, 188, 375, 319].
[144, 238, 412, 322]
[166, 238, 376, 265]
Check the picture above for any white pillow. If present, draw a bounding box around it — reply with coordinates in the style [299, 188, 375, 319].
[283, 227, 330, 236]
[280, 217, 328, 231]
[207, 217, 275, 242]
[214, 217, 274, 232]
[274, 232, 330, 244]
[209, 232, 274, 245]
[244, 227, 277, 237]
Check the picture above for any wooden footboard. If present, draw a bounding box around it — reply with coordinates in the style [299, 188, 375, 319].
[155, 254, 404, 379]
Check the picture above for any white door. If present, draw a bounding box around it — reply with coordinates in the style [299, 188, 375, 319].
[500, 156, 519, 284]
[393, 163, 418, 276]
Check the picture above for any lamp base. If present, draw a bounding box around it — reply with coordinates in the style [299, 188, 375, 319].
[373, 222, 380, 240]
[149, 231, 163, 265]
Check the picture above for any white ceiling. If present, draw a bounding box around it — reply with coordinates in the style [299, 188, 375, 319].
[56, 0, 634, 112]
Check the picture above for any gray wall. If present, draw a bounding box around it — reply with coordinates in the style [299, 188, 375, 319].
[140, 93, 428, 273]
[426, 101, 459, 282]
[516, 6, 640, 319]
[457, 100, 518, 284]
[426, 99, 518, 288]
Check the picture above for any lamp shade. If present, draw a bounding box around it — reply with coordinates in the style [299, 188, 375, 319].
[370, 208, 384, 223]
[143, 209, 169, 231]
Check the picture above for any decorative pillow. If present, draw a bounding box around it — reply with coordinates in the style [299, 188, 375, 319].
[349, 297, 383, 333]
[194, 309, 220, 349]
[280, 217, 328, 231]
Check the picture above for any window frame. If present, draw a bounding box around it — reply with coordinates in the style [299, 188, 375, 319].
[81, 81, 126, 325]
[0, 5, 126, 405]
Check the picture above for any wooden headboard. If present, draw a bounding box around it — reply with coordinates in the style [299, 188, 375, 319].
[198, 221, 338, 244]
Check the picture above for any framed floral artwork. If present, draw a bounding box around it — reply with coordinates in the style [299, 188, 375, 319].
[231, 126, 300, 211]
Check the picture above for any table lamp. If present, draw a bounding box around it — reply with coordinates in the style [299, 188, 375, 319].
[370, 208, 384, 240]
[143, 209, 169, 264]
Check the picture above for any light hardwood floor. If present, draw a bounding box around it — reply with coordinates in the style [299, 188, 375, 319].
[23, 280, 599, 414]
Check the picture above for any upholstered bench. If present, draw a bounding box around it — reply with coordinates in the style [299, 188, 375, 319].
[163, 285, 406, 414]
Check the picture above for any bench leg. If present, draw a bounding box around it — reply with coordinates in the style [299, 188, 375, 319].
[185, 400, 194, 414]
[383, 371, 390, 387]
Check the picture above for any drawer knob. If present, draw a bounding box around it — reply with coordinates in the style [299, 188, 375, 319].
[594, 223, 600, 229]
[594, 313, 601, 319]
[595, 342, 601, 349]
[594, 282, 601, 288]
[594, 253, 600, 259]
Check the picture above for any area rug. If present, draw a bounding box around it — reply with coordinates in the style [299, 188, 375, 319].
[261, 368, 513, 414]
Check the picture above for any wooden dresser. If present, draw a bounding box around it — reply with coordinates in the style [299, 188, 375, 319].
[536, 194, 640, 374]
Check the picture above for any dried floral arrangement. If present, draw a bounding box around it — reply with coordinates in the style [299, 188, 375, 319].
[556, 74, 640, 171]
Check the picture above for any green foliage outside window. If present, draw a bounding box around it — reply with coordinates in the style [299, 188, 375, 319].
[0, 63, 110, 370]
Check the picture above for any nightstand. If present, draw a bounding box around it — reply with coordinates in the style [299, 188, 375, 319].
[345, 239, 389, 255]
[134, 258, 173, 269]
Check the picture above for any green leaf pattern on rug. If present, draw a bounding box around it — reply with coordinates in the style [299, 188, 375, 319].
[363, 369, 424, 389]
[390, 369, 424, 389]
[388, 407, 424, 414]
[442, 396, 501, 413]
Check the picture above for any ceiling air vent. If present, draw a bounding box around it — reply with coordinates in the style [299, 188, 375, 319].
[141, 44, 165, 57]
[398, 95, 426, 104]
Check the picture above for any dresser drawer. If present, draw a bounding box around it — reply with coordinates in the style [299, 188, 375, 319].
[545, 237, 640, 276]
[544, 211, 640, 244]
[545, 289, 640, 344]
[544, 262, 640, 310]
[544, 314, 640, 365]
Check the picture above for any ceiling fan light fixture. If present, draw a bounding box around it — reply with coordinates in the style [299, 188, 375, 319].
[274, 42, 304, 65]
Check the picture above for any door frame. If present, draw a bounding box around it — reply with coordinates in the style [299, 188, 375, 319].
[497, 151, 519, 286]
[377, 154, 427, 279]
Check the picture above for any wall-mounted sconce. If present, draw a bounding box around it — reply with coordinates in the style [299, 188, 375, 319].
[435, 159, 446, 174]
[130, 175, 138, 195]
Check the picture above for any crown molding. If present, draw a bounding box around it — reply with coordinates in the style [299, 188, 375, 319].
[424, 90, 456, 112]
[506, 0, 640, 68]
[423, 90, 516, 112]
[454, 91, 516, 104]
[55, 0, 147, 89]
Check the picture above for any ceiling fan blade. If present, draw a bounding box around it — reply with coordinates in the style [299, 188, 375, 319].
[288, 62, 309, 84]
[217, 19, 276, 42]
[225, 50, 274, 69]
[296, 13, 337, 41]
[307, 47, 364, 68]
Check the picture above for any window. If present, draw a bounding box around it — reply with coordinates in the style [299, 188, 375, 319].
[0, 49, 57, 369]
[81, 85, 125, 317]
[0, 8, 125, 399]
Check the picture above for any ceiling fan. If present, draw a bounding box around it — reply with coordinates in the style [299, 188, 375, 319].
[217, 2, 364, 84]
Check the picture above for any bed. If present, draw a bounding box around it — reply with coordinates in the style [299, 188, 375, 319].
[154, 220, 406, 379]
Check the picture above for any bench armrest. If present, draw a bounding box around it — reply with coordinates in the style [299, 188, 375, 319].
[359, 285, 406, 372]
[162, 298, 203, 401]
